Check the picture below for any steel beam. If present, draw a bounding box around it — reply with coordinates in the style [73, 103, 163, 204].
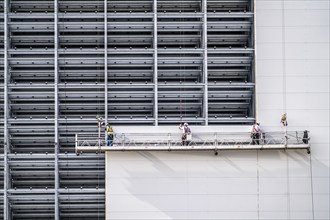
[4, 0, 11, 218]
[3, 0, 255, 217]
[153, 0, 158, 125]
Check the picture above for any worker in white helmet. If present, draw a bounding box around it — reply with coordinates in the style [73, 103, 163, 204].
[179, 123, 191, 146]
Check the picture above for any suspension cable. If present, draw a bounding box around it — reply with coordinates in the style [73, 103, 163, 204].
[257, 150, 260, 220]
[281, 2, 290, 218]
[60, 5, 71, 220]
[309, 152, 315, 220]
[96, 1, 102, 218]
[286, 150, 291, 219]
[179, 0, 183, 122]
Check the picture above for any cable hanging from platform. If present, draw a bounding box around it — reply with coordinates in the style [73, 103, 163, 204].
[178, 0, 187, 123]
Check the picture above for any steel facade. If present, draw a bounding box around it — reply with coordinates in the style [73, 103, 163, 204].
[0, 0, 254, 219]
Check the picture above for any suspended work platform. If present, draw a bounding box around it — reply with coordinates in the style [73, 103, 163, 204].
[75, 131, 310, 154]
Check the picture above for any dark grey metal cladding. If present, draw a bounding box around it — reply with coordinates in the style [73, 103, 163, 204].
[2, 0, 254, 219]
[0, 0, 4, 160]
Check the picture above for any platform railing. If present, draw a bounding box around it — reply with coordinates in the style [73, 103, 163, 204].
[75, 131, 310, 154]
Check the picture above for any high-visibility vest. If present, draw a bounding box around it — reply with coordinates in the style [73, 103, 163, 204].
[106, 126, 113, 134]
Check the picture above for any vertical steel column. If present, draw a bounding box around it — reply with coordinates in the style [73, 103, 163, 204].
[153, 0, 158, 126]
[104, 0, 108, 122]
[202, 0, 208, 125]
[3, 0, 10, 218]
[54, 0, 60, 219]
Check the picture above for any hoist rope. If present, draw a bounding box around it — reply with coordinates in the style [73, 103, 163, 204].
[179, 0, 183, 122]
[66, 152, 70, 220]
[309, 152, 315, 220]
[60, 6, 71, 220]
[281, 1, 291, 218]
[96, 1, 102, 219]
[178, 0, 187, 122]
[257, 150, 260, 220]
[285, 151, 291, 219]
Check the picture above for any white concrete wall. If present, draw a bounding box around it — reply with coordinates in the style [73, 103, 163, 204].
[255, 1, 329, 219]
[106, 1, 330, 219]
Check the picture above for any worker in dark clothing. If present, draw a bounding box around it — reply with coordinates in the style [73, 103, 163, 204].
[303, 130, 309, 144]
[105, 123, 114, 146]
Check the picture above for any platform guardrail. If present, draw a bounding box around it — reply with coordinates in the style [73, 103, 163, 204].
[75, 131, 310, 154]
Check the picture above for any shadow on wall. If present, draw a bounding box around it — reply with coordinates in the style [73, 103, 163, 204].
[106, 149, 324, 220]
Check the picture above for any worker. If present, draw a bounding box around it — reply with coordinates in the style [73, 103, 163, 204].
[105, 123, 114, 146]
[96, 115, 104, 127]
[281, 113, 288, 126]
[179, 123, 191, 146]
[185, 123, 192, 145]
[251, 122, 261, 145]
[96, 115, 104, 146]
[303, 130, 309, 144]
[179, 123, 186, 145]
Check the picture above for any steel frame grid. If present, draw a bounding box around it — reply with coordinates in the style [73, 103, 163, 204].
[1, 0, 254, 219]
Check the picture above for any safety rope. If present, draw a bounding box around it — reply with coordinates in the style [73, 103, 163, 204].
[179, 0, 183, 122]
[96, 1, 102, 219]
[281, 2, 287, 114]
[65, 152, 70, 220]
[281, 2, 291, 218]
[285, 151, 291, 219]
[182, 0, 186, 120]
[281, 0, 288, 146]
[60, 6, 71, 220]
[281, 0, 313, 215]
[178, 0, 188, 122]
[309, 153, 315, 220]
[256, 150, 260, 220]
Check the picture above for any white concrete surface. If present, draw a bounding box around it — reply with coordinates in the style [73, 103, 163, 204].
[256, 1, 329, 219]
[106, 1, 330, 219]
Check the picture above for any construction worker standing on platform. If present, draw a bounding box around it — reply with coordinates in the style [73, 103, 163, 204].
[96, 115, 104, 146]
[179, 123, 191, 146]
[281, 113, 288, 126]
[105, 123, 114, 146]
[251, 122, 261, 145]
